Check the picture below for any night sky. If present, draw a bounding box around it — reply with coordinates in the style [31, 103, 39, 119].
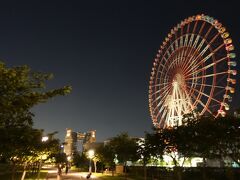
[0, 0, 239, 142]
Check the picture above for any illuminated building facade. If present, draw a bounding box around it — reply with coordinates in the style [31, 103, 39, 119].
[64, 128, 96, 159]
[64, 128, 77, 158]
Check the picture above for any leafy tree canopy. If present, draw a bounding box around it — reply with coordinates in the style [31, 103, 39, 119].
[0, 62, 71, 161]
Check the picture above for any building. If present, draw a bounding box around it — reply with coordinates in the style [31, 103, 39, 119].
[64, 128, 97, 159]
[64, 128, 77, 158]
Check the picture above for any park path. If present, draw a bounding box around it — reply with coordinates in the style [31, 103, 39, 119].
[45, 167, 100, 180]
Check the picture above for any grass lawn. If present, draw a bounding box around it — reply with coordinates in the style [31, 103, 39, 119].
[0, 171, 47, 180]
[0, 173, 22, 180]
[95, 173, 136, 180]
[97, 175, 127, 180]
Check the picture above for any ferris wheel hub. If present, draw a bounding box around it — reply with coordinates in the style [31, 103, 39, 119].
[173, 73, 185, 86]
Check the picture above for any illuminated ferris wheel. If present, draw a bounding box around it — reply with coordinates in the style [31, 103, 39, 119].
[149, 14, 237, 129]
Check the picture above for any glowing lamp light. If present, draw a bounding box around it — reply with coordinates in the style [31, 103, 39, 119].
[42, 136, 49, 142]
[67, 156, 71, 161]
[88, 149, 95, 159]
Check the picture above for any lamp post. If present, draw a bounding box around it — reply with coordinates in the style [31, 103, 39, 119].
[87, 149, 95, 173]
[36, 136, 49, 180]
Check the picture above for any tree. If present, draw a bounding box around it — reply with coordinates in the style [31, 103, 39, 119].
[212, 116, 240, 166]
[108, 133, 139, 173]
[95, 133, 139, 177]
[137, 134, 159, 180]
[72, 153, 89, 170]
[0, 62, 71, 179]
[0, 62, 71, 129]
[95, 144, 115, 176]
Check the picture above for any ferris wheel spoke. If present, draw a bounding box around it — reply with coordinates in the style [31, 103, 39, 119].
[156, 75, 171, 81]
[192, 35, 201, 48]
[185, 21, 206, 62]
[186, 84, 222, 104]
[184, 43, 225, 76]
[154, 102, 167, 119]
[186, 21, 190, 34]
[181, 35, 200, 70]
[158, 62, 165, 68]
[175, 48, 182, 68]
[187, 88, 213, 115]
[204, 25, 214, 40]
[157, 108, 168, 126]
[183, 25, 214, 71]
[155, 90, 174, 111]
[166, 49, 171, 58]
[208, 32, 220, 45]
[155, 87, 172, 108]
[181, 24, 184, 36]
[175, 38, 179, 50]
[151, 84, 171, 96]
[172, 57, 181, 70]
[192, 20, 198, 33]
[151, 84, 172, 105]
[182, 39, 207, 72]
[181, 48, 194, 71]
[185, 71, 228, 80]
[156, 103, 168, 118]
[186, 36, 225, 73]
[151, 82, 171, 87]
[170, 44, 175, 53]
[184, 56, 228, 77]
[163, 56, 168, 63]
[151, 84, 172, 97]
[184, 34, 189, 46]
[155, 107, 168, 125]
[164, 57, 180, 78]
[180, 35, 184, 47]
[188, 34, 195, 47]
[198, 21, 206, 35]
[179, 45, 188, 68]
[214, 88, 226, 97]
[200, 42, 224, 62]
[186, 81, 225, 89]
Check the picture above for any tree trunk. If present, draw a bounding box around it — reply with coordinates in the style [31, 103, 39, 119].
[93, 160, 97, 173]
[11, 161, 16, 180]
[37, 161, 42, 180]
[21, 162, 27, 180]
[111, 165, 115, 176]
[202, 157, 207, 180]
[174, 167, 182, 180]
[124, 162, 128, 180]
[143, 161, 147, 180]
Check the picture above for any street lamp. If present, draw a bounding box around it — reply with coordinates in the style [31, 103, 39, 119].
[67, 156, 71, 162]
[42, 136, 49, 142]
[87, 149, 95, 173]
[36, 136, 49, 180]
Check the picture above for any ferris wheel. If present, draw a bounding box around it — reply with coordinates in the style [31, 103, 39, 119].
[149, 14, 237, 129]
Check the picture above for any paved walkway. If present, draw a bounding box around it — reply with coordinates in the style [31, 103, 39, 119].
[45, 167, 99, 180]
